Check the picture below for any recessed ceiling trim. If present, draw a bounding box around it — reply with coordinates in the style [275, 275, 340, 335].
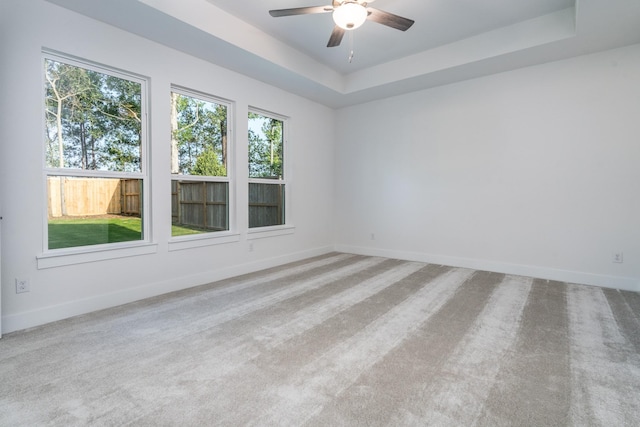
[43, 0, 640, 108]
[345, 7, 577, 93]
[139, 0, 345, 92]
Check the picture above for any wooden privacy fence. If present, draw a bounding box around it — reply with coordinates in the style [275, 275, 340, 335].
[47, 177, 282, 228]
[170, 181, 284, 230]
[48, 177, 141, 218]
[249, 182, 284, 228]
[171, 180, 228, 231]
[120, 179, 141, 216]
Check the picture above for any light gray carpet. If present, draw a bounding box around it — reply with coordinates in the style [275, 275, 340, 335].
[1, 253, 639, 426]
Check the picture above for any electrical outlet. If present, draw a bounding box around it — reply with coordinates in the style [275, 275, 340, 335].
[15, 278, 30, 293]
[370, 233, 375, 241]
[613, 252, 623, 263]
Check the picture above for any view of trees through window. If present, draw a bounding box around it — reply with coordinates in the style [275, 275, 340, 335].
[249, 112, 285, 228]
[249, 112, 283, 179]
[44, 57, 145, 250]
[170, 91, 230, 236]
[45, 59, 142, 172]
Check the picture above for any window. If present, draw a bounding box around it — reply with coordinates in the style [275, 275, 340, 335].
[248, 110, 286, 228]
[44, 53, 148, 251]
[171, 88, 231, 237]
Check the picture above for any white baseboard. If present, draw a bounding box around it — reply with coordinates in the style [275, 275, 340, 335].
[5, 244, 636, 335]
[334, 244, 640, 293]
[2, 246, 334, 335]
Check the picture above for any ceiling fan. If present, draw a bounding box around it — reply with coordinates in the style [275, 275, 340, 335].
[269, 0, 415, 48]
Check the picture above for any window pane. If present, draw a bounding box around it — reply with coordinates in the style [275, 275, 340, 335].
[44, 59, 142, 172]
[171, 92, 228, 177]
[171, 180, 229, 236]
[170, 90, 230, 237]
[249, 183, 285, 228]
[47, 176, 143, 249]
[248, 112, 283, 179]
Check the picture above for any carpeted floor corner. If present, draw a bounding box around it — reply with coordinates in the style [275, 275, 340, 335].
[1, 253, 639, 425]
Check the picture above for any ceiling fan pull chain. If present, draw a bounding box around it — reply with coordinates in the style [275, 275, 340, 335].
[348, 30, 355, 63]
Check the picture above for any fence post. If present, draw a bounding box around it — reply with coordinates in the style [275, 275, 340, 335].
[177, 181, 181, 225]
[202, 181, 207, 229]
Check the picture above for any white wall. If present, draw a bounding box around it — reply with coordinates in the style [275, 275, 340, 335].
[334, 44, 640, 291]
[0, 1, 335, 333]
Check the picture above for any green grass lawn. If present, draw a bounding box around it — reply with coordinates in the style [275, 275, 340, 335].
[48, 216, 143, 249]
[48, 216, 212, 249]
[171, 224, 208, 237]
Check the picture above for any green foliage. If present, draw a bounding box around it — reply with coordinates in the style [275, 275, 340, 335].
[44, 59, 142, 172]
[248, 113, 283, 179]
[191, 148, 227, 176]
[172, 93, 227, 176]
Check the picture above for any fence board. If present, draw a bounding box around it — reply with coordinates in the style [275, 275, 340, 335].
[249, 182, 284, 228]
[171, 180, 228, 231]
[48, 177, 126, 217]
[121, 179, 141, 215]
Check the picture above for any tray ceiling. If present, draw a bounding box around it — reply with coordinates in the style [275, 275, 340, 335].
[46, 0, 640, 107]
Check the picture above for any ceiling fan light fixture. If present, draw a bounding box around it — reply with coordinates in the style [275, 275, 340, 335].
[332, 2, 368, 30]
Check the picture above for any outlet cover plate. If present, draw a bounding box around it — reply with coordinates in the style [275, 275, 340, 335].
[15, 278, 30, 293]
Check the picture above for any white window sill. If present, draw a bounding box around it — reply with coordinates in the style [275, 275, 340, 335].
[37, 242, 158, 269]
[247, 224, 295, 240]
[168, 231, 241, 252]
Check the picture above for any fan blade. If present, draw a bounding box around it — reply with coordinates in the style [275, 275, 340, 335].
[366, 8, 414, 31]
[269, 6, 332, 17]
[327, 25, 345, 47]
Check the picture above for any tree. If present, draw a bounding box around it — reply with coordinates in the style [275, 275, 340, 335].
[44, 60, 93, 169]
[170, 92, 180, 174]
[44, 59, 143, 220]
[44, 59, 142, 172]
[45, 60, 96, 216]
[248, 113, 283, 178]
[99, 75, 142, 172]
[191, 148, 226, 176]
[170, 92, 227, 176]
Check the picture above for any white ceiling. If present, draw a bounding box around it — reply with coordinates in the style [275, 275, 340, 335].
[207, 0, 574, 74]
[46, 0, 640, 108]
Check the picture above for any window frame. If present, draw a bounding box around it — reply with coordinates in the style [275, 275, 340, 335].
[168, 86, 239, 250]
[38, 51, 155, 268]
[247, 107, 294, 238]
